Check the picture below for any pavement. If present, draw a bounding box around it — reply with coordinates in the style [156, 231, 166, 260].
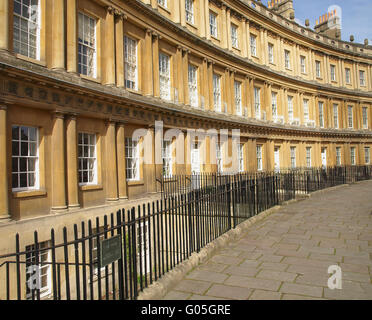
[163, 181, 372, 300]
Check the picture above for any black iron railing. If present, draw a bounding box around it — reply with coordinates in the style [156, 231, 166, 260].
[0, 165, 371, 300]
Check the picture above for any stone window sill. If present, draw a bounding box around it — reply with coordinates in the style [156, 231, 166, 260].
[127, 180, 144, 186]
[13, 189, 47, 199]
[15, 54, 46, 67]
[79, 184, 103, 191]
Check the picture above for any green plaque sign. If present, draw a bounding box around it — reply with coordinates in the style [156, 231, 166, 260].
[100, 235, 122, 268]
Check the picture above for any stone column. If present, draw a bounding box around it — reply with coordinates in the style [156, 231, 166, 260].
[324, 55, 329, 83]
[51, 0, 65, 69]
[103, 7, 115, 86]
[116, 123, 127, 199]
[182, 49, 189, 105]
[115, 12, 125, 88]
[353, 62, 359, 90]
[260, 28, 267, 65]
[205, 0, 210, 40]
[265, 82, 272, 121]
[246, 20, 251, 60]
[226, 8, 231, 51]
[221, 5, 227, 49]
[202, 58, 209, 110]
[248, 77, 254, 118]
[339, 59, 344, 87]
[224, 68, 230, 113]
[176, 46, 184, 104]
[152, 33, 160, 98]
[241, 18, 247, 58]
[66, 115, 79, 209]
[106, 121, 119, 202]
[0, 0, 9, 51]
[67, 0, 77, 73]
[299, 91, 304, 124]
[144, 29, 153, 96]
[0, 105, 10, 221]
[174, 0, 180, 24]
[51, 113, 67, 211]
[208, 61, 214, 111]
[199, 0, 206, 38]
[180, 0, 186, 27]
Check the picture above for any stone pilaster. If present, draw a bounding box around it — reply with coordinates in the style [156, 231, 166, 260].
[106, 121, 119, 202]
[152, 33, 160, 98]
[67, 0, 77, 73]
[0, 105, 10, 222]
[115, 12, 125, 88]
[144, 29, 154, 96]
[51, 112, 67, 211]
[66, 115, 79, 209]
[51, 0, 65, 69]
[103, 7, 115, 86]
[116, 123, 127, 199]
[0, 0, 9, 51]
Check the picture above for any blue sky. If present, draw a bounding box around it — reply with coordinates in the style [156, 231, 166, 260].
[291, 0, 372, 44]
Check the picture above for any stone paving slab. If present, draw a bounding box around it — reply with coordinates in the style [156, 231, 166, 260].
[163, 181, 372, 300]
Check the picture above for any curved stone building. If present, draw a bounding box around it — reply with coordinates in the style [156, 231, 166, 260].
[0, 0, 371, 226]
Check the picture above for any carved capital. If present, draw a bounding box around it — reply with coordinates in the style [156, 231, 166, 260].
[105, 6, 114, 15]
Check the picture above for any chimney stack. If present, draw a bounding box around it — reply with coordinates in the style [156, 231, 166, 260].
[314, 9, 341, 40]
[268, 0, 295, 20]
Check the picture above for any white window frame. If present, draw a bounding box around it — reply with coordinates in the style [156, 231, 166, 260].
[306, 147, 312, 168]
[303, 99, 309, 123]
[238, 144, 244, 173]
[213, 73, 222, 112]
[350, 147, 356, 166]
[185, 0, 194, 24]
[78, 12, 97, 78]
[315, 60, 321, 78]
[162, 140, 173, 178]
[13, 0, 41, 60]
[272, 92, 278, 118]
[287, 96, 294, 122]
[284, 50, 291, 69]
[231, 24, 238, 48]
[12, 125, 39, 192]
[365, 147, 370, 165]
[234, 81, 242, 116]
[359, 70, 366, 86]
[188, 64, 198, 108]
[256, 145, 263, 171]
[254, 87, 261, 119]
[125, 137, 140, 181]
[336, 147, 342, 166]
[345, 68, 351, 84]
[78, 132, 97, 186]
[318, 102, 324, 128]
[268, 43, 274, 64]
[333, 104, 339, 129]
[209, 11, 218, 38]
[26, 240, 52, 300]
[250, 34, 257, 57]
[157, 0, 167, 8]
[362, 107, 368, 129]
[300, 56, 306, 74]
[348, 106, 353, 129]
[124, 36, 138, 90]
[216, 141, 223, 173]
[290, 147, 296, 169]
[330, 65, 336, 81]
[159, 52, 171, 101]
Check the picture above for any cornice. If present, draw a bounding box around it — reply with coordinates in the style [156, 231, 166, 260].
[124, 0, 372, 98]
[1, 60, 371, 142]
